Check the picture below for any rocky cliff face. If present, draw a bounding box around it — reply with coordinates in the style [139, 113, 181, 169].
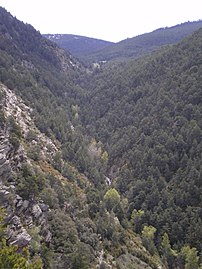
[0, 82, 52, 250]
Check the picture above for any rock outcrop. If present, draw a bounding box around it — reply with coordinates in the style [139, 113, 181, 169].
[0, 83, 52, 249]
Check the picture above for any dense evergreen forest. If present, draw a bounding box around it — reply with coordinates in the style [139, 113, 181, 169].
[0, 7, 202, 269]
[80, 28, 202, 262]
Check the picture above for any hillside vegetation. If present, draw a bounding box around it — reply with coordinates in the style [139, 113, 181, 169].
[0, 7, 165, 269]
[79, 28, 202, 267]
[0, 6, 202, 269]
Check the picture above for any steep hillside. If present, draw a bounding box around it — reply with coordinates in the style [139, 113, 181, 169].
[0, 7, 166, 269]
[80, 28, 202, 267]
[81, 20, 202, 63]
[1, 6, 202, 269]
[0, 82, 97, 268]
[44, 34, 113, 59]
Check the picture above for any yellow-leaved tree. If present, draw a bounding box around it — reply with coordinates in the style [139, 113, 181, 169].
[104, 188, 120, 211]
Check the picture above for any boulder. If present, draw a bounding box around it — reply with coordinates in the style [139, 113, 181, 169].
[0, 153, 6, 165]
[32, 204, 42, 219]
[11, 228, 31, 248]
[11, 215, 22, 229]
[22, 200, 29, 210]
[25, 216, 33, 228]
[44, 230, 52, 243]
[16, 199, 23, 208]
[39, 202, 49, 212]
[0, 161, 11, 177]
[0, 143, 10, 155]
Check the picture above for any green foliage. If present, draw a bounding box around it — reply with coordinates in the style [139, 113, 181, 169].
[8, 116, 22, 138]
[0, 110, 5, 126]
[71, 104, 79, 119]
[48, 210, 79, 253]
[26, 130, 38, 142]
[28, 226, 42, 254]
[0, 209, 5, 240]
[16, 164, 45, 200]
[0, 209, 43, 269]
[40, 186, 59, 209]
[130, 209, 144, 231]
[181, 246, 199, 269]
[71, 242, 93, 269]
[52, 151, 63, 172]
[9, 133, 20, 150]
[141, 226, 157, 256]
[78, 27, 202, 259]
[8, 116, 22, 150]
[0, 240, 28, 269]
[104, 188, 121, 211]
[1, 7, 202, 268]
[76, 217, 98, 248]
[101, 150, 109, 162]
[27, 145, 41, 161]
[131, 209, 144, 221]
[0, 240, 43, 269]
[160, 233, 177, 268]
[142, 226, 156, 241]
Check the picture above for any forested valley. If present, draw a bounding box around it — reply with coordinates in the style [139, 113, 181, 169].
[0, 7, 202, 269]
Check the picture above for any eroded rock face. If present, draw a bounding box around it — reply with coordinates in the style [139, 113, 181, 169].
[8, 227, 32, 248]
[0, 136, 12, 181]
[0, 83, 52, 249]
[1, 183, 51, 247]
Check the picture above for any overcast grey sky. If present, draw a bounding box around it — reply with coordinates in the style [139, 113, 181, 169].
[1, 0, 202, 42]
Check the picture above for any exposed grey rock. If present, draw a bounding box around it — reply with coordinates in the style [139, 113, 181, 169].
[32, 204, 42, 219]
[0, 189, 10, 196]
[22, 200, 29, 210]
[0, 153, 6, 165]
[0, 161, 11, 177]
[16, 194, 22, 200]
[8, 184, 15, 190]
[14, 196, 21, 206]
[0, 144, 10, 155]
[25, 216, 33, 228]
[0, 188, 10, 203]
[0, 84, 52, 254]
[16, 199, 23, 208]
[5, 212, 14, 222]
[116, 253, 153, 269]
[15, 197, 24, 214]
[11, 228, 32, 248]
[44, 230, 52, 243]
[39, 202, 49, 212]
[11, 215, 22, 229]
[38, 216, 46, 227]
[0, 185, 9, 190]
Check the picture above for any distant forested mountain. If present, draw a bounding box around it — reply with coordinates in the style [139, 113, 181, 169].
[43, 34, 113, 59]
[0, 6, 202, 269]
[85, 20, 202, 63]
[45, 21, 202, 64]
